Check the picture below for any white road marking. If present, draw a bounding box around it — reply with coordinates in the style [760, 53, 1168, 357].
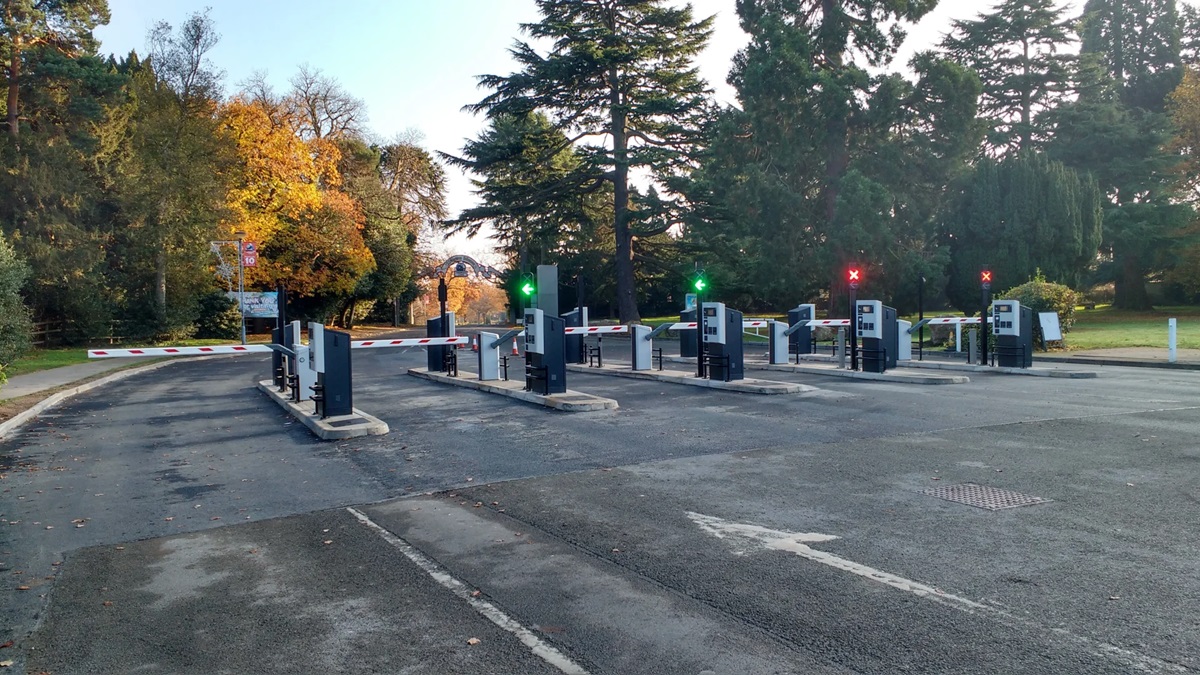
[686, 511, 1188, 674]
[347, 507, 591, 675]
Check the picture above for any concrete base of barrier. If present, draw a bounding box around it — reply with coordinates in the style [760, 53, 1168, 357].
[566, 363, 811, 395]
[897, 360, 1099, 379]
[662, 355, 968, 385]
[257, 381, 390, 440]
[746, 361, 969, 384]
[408, 368, 618, 412]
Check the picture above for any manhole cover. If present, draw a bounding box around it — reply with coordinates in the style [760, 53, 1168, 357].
[922, 483, 1052, 511]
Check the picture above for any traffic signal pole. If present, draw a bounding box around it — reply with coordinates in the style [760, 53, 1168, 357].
[693, 270, 706, 378]
[980, 267, 992, 367]
[848, 265, 861, 371]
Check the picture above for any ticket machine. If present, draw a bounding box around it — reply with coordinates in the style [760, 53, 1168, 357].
[563, 307, 588, 364]
[856, 300, 897, 373]
[524, 308, 566, 394]
[702, 302, 744, 381]
[426, 311, 456, 372]
[787, 304, 816, 356]
[307, 323, 353, 418]
[991, 300, 1033, 368]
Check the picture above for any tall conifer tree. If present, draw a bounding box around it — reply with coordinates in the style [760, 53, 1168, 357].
[466, 0, 713, 322]
[941, 0, 1075, 153]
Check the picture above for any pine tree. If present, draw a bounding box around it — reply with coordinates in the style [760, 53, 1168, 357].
[466, 0, 713, 322]
[941, 0, 1075, 153]
[0, 0, 110, 139]
[686, 0, 975, 311]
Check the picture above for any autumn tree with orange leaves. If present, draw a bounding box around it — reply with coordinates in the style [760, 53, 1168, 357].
[219, 94, 374, 317]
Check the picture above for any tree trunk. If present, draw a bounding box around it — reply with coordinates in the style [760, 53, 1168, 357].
[7, 42, 20, 140]
[1113, 253, 1152, 310]
[818, 0, 849, 234]
[610, 66, 639, 323]
[155, 249, 168, 325]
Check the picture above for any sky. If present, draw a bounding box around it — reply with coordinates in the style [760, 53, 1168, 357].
[92, 0, 1099, 263]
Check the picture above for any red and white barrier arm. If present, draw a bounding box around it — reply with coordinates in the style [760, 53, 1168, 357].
[564, 325, 629, 335]
[88, 345, 274, 359]
[654, 321, 772, 330]
[351, 336, 470, 349]
[924, 317, 988, 325]
[805, 319, 852, 327]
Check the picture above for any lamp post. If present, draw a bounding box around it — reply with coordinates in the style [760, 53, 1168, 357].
[235, 229, 246, 345]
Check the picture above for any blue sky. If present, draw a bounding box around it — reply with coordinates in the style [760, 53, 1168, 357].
[92, 0, 1104, 261]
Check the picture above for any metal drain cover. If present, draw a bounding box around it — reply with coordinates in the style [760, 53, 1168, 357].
[922, 483, 1052, 511]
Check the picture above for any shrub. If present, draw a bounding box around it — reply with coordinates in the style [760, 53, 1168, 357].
[0, 237, 33, 386]
[195, 292, 241, 340]
[996, 271, 1080, 348]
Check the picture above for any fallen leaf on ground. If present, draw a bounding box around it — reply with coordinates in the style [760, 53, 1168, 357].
[0, 659, 13, 667]
[0, 640, 13, 649]
[466, 637, 480, 645]
[102, 601, 113, 606]
[15, 586, 29, 591]
[323, 540, 333, 545]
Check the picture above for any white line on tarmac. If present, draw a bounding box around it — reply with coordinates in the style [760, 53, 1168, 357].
[347, 507, 591, 675]
[688, 511, 1190, 674]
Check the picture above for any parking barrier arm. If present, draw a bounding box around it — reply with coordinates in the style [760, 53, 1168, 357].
[489, 329, 525, 351]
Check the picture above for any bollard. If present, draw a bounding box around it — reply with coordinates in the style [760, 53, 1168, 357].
[836, 328, 847, 369]
[1169, 318, 1178, 363]
[967, 329, 978, 365]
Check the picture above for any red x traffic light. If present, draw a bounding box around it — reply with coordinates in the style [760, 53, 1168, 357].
[847, 266, 862, 290]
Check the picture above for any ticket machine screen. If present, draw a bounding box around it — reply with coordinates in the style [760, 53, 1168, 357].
[701, 302, 726, 344]
[991, 302, 1019, 336]
[856, 301, 883, 339]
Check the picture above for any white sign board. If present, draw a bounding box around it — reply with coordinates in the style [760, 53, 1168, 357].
[1038, 312, 1063, 341]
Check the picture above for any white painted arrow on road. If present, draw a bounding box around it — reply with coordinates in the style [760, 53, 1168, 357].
[686, 511, 987, 611]
[686, 511, 1184, 674]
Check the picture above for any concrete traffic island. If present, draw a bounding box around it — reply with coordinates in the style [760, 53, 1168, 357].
[897, 360, 1098, 378]
[746, 360, 970, 384]
[565, 362, 813, 394]
[660, 354, 968, 385]
[257, 381, 390, 440]
[407, 368, 618, 412]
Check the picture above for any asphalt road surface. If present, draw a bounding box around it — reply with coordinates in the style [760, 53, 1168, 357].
[2, 345, 1198, 674]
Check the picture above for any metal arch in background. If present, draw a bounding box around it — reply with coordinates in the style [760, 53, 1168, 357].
[427, 254, 504, 281]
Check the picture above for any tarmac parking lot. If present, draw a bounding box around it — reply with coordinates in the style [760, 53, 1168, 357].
[2, 347, 1198, 674]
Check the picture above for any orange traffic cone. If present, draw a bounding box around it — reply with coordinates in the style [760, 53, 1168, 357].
[471, 335, 478, 352]
[512, 339, 520, 356]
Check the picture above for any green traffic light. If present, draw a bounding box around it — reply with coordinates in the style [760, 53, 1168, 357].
[521, 281, 535, 296]
[693, 277, 706, 292]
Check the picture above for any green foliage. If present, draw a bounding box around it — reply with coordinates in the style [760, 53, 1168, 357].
[0, 235, 33, 384]
[334, 136, 437, 326]
[466, 0, 714, 321]
[944, 153, 1103, 313]
[688, 2, 976, 313]
[1044, 0, 1187, 310]
[194, 291, 240, 339]
[941, 0, 1076, 152]
[998, 271, 1080, 346]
